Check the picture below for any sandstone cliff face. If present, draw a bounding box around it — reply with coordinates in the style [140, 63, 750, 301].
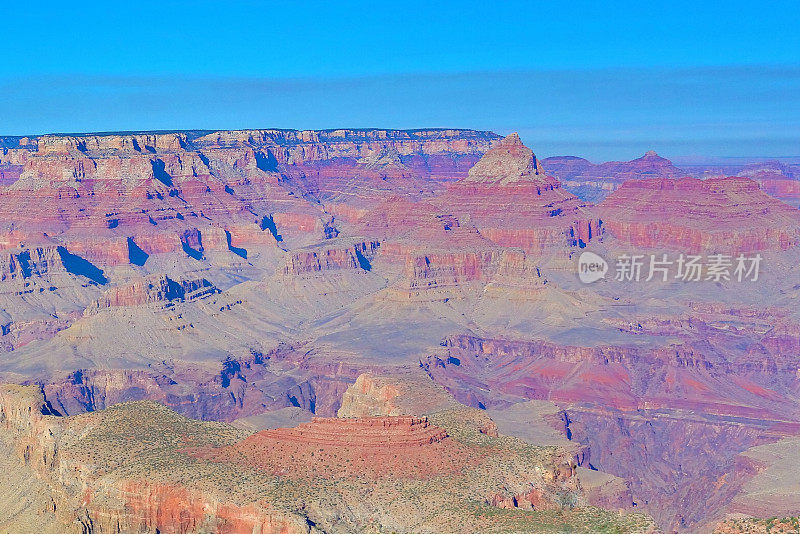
[0, 386, 315, 534]
[0, 384, 656, 534]
[337, 372, 455, 418]
[0, 246, 66, 281]
[440, 133, 601, 252]
[36, 133, 189, 155]
[426, 332, 800, 420]
[341, 133, 600, 259]
[599, 176, 800, 252]
[0, 128, 499, 273]
[0, 161, 23, 186]
[330, 133, 590, 300]
[382, 246, 550, 301]
[282, 240, 379, 275]
[337, 373, 403, 417]
[0, 315, 76, 352]
[250, 415, 449, 449]
[3, 125, 793, 533]
[464, 132, 548, 185]
[736, 160, 800, 208]
[34, 344, 373, 421]
[402, 249, 498, 295]
[194, 128, 498, 168]
[81, 480, 313, 534]
[85, 274, 217, 313]
[483, 249, 549, 298]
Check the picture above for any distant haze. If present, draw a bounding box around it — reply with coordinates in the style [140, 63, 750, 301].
[1, 1, 798, 161]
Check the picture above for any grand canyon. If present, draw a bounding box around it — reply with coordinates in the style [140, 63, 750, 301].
[0, 127, 799, 533]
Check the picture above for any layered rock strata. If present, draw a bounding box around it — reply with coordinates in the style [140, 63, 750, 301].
[598, 177, 800, 252]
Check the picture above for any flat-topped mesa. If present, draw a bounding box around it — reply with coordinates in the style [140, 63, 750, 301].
[37, 133, 188, 155]
[10, 128, 499, 159]
[195, 128, 501, 175]
[463, 132, 553, 188]
[599, 176, 800, 252]
[192, 413, 466, 480]
[0, 127, 503, 259]
[194, 128, 499, 150]
[258, 415, 449, 447]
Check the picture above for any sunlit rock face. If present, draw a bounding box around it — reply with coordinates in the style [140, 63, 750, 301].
[441, 133, 601, 252]
[598, 176, 800, 252]
[0, 128, 500, 263]
[2, 127, 800, 533]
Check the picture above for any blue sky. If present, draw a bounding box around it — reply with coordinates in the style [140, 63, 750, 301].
[1, 0, 798, 160]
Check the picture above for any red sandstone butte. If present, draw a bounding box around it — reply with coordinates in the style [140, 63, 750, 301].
[598, 176, 800, 252]
[192, 416, 478, 480]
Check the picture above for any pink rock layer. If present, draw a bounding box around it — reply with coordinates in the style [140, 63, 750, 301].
[423, 328, 800, 530]
[0, 128, 499, 269]
[86, 480, 310, 534]
[599, 176, 800, 252]
[192, 415, 479, 480]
